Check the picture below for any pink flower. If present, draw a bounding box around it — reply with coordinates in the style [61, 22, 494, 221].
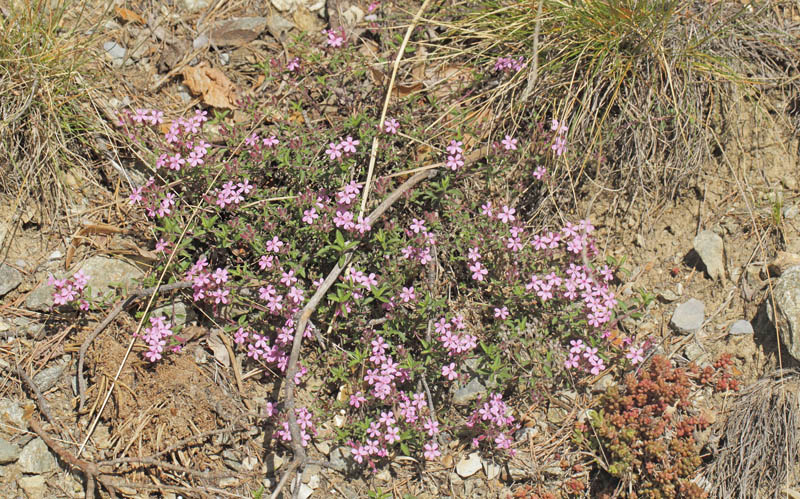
[384, 425, 400, 444]
[493, 306, 509, 319]
[349, 391, 367, 408]
[552, 135, 567, 156]
[501, 135, 518, 151]
[399, 286, 416, 303]
[423, 441, 441, 460]
[498, 205, 516, 224]
[481, 202, 493, 218]
[446, 139, 463, 155]
[129, 187, 143, 205]
[340, 135, 359, 154]
[467, 247, 481, 261]
[626, 346, 644, 365]
[302, 208, 319, 224]
[326, 142, 343, 160]
[324, 28, 345, 48]
[533, 166, 547, 180]
[469, 261, 488, 281]
[409, 218, 426, 234]
[383, 118, 399, 134]
[551, 118, 568, 134]
[263, 135, 279, 147]
[286, 57, 300, 72]
[446, 154, 464, 171]
[441, 362, 458, 380]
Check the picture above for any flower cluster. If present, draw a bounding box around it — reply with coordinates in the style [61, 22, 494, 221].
[139, 315, 174, 362]
[564, 339, 606, 375]
[465, 393, 518, 455]
[399, 217, 436, 266]
[434, 315, 478, 356]
[346, 336, 442, 467]
[326, 135, 360, 161]
[49, 270, 90, 310]
[445, 139, 464, 171]
[185, 256, 231, 306]
[275, 406, 316, 447]
[323, 28, 346, 48]
[493, 56, 526, 73]
[551, 118, 568, 156]
[212, 178, 254, 209]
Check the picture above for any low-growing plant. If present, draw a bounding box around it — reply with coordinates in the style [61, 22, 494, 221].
[575, 354, 739, 498]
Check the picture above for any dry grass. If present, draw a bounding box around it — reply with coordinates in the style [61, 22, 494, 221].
[421, 0, 800, 213]
[0, 0, 106, 234]
[704, 369, 800, 498]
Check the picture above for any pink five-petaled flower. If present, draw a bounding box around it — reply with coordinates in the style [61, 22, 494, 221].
[340, 135, 359, 154]
[423, 441, 441, 461]
[383, 117, 399, 134]
[446, 139, 463, 155]
[551, 118, 568, 135]
[384, 425, 400, 444]
[626, 346, 644, 365]
[552, 135, 567, 156]
[564, 354, 580, 369]
[324, 28, 345, 47]
[302, 208, 319, 225]
[349, 391, 367, 408]
[441, 362, 458, 380]
[469, 261, 488, 281]
[409, 218, 426, 234]
[326, 142, 343, 160]
[399, 286, 416, 303]
[501, 135, 518, 151]
[481, 201, 493, 218]
[446, 154, 464, 171]
[533, 166, 547, 180]
[498, 205, 516, 224]
[494, 306, 509, 319]
[467, 246, 481, 261]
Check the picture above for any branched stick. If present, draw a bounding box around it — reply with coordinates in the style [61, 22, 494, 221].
[273, 168, 439, 499]
[77, 281, 193, 410]
[16, 365, 58, 428]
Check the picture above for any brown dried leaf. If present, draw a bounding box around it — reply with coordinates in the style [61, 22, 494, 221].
[369, 68, 423, 100]
[181, 62, 239, 109]
[115, 6, 145, 24]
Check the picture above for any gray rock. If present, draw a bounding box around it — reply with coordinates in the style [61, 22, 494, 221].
[103, 41, 126, 65]
[482, 459, 501, 480]
[456, 451, 481, 478]
[684, 343, 707, 363]
[298, 483, 313, 499]
[0, 437, 20, 464]
[453, 378, 486, 406]
[182, 0, 211, 11]
[18, 438, 56, 474]
[17, 475, 46, 498]
[79, 256, 143, 301]
[0, 399, 26, 429]
[151, 301, 190, 327]
[767, 266, 800, 361]
[33, 360, 68, 393]
[729, 320, 754, 336]
[0, 264, 22, 297]
[514, 427, 537, 442]
[670, 298, 705, 334]
[25, 284, 54, 312]
[694, 230, 725, 280]
[328, 446, 350, 472]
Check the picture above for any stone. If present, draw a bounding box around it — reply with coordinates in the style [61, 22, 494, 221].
[151, 301, 190, 327]
[453, 378, 486, 406]
[206, 17, 268, 47]
[456, 451, 482, 478]
[483, 459, 501, 480]
[670, 298, 705, 334]
[684, 343, 707, 363]
[25, 284, 54, 312]
[0, 437, 20, 464]
[271, 0, 293, 11]
[657, 288, 680, 303]
[33, 359, 68, 392]
[103, 41, 126, 66]
[313, 440, 330, 455]
[306, 474, 320, 490]
[514, 427, 537, 442]
[182, 0, 211, 11]
[18, 438, 56, 474]
[298, 483, 313, 499]
[693, 230, 725, 280]
[328, 446, 350, 472]
[0, 264, 22, 297]
[18, 475, 46, 498]
[0, 399, 26, 429]
[767, 266, 800, 361]
[729, 319, 754, 336]
[375, 469, 391, 482]
[79, 256, 143, 301]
